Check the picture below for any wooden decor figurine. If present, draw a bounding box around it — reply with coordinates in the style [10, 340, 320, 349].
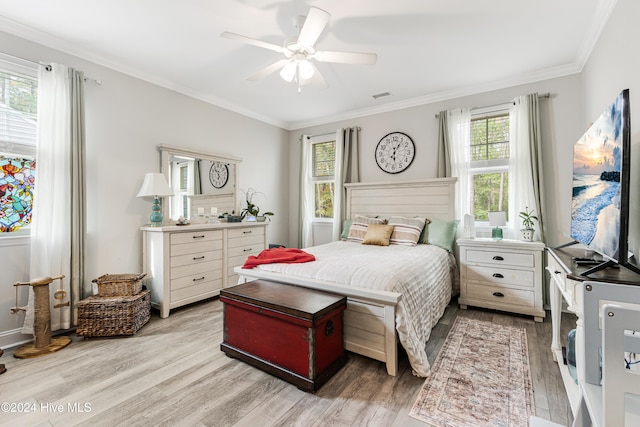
[11, 275, 72, 358]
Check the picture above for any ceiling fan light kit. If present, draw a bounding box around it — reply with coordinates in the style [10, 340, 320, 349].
[221, 6, 377, 93]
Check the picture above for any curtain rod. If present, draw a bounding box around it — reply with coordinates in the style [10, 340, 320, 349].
[434, 93, 550, 118]
[0, 51, 102, 86]
[302, 126, 362, 141]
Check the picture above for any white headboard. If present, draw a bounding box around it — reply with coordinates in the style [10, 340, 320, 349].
[345, 178, 457, 220]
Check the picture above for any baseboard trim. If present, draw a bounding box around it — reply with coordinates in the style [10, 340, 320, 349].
[0, 327, 33, 349]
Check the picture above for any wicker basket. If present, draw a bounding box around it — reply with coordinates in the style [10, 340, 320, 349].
[76, 290, 151, 337]
[92, 273, 146, 297]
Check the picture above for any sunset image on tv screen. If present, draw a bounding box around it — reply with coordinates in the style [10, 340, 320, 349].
[570, 92, 624, 260]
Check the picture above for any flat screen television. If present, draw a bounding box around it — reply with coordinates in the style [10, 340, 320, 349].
[567, 88, 639, 275]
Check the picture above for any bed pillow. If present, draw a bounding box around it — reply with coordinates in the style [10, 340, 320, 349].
[388, 216, 429, 246]
[347, 215, 387, 243]
[340, 219, 353, 240]
[362, 224, 394, 246]
[422, 218, 459, 252]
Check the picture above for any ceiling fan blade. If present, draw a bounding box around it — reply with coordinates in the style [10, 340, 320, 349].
[314, 50, 378, 65]
[297, 7, 330, 47]
[220, 31, 285, 53]
[246, 59, 290, 81]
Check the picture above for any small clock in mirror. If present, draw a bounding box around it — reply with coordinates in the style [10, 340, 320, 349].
[209, 161, 229, 188]
[375, 132, 415, 174]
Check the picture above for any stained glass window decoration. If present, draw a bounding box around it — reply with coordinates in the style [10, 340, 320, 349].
[0, 156, 35, 232]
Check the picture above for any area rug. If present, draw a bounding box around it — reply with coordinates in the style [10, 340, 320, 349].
[409, 317, 534, 427]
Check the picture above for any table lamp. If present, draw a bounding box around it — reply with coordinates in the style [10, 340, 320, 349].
[488, 211, 506, 241]
[137, 173, 174, 226]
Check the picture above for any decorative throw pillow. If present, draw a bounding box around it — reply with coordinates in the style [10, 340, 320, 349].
[347, 215, 387, 243]
[340, 219, 353, 240]
[423, 218, 459, 252]
[362, 224, 394, 246]
[388, 216, 429, 246]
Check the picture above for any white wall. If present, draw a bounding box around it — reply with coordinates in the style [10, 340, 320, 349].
[580, 0, 640, 268]
[288, 75, 584, 248]
[0, 31, 290, 347]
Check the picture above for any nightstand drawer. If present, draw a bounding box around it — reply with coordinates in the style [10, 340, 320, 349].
[466, 249, 535, 268]
[467, 265, 534, 287]
[466, 283, 534, 308]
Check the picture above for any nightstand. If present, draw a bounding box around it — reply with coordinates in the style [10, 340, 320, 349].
[458, 238, 545, 322]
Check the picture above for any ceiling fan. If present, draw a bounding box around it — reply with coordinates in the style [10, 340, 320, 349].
[221, 7, 377, 93]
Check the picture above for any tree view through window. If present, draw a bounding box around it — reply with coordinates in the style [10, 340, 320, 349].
[470, 114, 509, 222]
[312, 140, 335, 219]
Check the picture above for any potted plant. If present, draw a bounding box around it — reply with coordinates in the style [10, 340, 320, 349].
[519, 207, 538, 241]
[241, 188, 274, 222]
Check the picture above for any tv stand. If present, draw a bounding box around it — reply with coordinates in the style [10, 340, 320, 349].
[555, 241, 640, 276]
[546, 245, 640, 417]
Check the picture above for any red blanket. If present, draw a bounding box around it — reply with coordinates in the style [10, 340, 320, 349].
[242, 247, 316, 269]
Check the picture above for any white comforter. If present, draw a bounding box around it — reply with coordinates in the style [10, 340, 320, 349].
[253, 241, 459, 376]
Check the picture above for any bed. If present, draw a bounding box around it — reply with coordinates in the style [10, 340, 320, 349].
[235, 178, 458, 377]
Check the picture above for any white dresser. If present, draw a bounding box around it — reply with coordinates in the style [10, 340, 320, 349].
[141, 222, 267, 318]
[458, 238, 545, 322]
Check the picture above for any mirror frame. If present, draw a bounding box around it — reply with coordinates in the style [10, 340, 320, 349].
[158, 144, 242, 222]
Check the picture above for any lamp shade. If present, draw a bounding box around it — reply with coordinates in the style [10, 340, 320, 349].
[488, 211, 507, 227]
[137, 173, 173, 198]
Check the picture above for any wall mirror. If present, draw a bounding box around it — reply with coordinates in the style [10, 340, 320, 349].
[158, 144, 242, 221]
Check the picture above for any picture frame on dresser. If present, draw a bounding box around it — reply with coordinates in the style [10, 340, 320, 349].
[458, 237, 546, 322]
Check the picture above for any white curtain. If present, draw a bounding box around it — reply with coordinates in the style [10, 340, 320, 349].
[447, 108, 472, 223]
[23, 63, 85, 333]
[299, 135, 314, 248]
[509, 96, 540, 240]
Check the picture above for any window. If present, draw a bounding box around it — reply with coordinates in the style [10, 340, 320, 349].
[311, 139, 336, 219]
[0, 64, 37, 234]
[170, 158, 193, 220]
[469, 113, 510, 222]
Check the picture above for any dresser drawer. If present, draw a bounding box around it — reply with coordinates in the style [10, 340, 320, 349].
[171, 260, 222, 280]
[466, 282, 535, 308]
[171, 270, 222, 291]
[171, 278, 222, 303]
[467, 265, 534, 288]
[228, 227, 264, 240]
[171, 230, 223, 245]
[466, 249, 535, 268]
[171, 250, 223, 268]
[171, 240, 216, 257]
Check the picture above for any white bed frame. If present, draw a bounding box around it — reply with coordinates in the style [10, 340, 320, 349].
[235, 178, 457, 376]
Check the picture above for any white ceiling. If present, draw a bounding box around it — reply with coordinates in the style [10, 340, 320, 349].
[0, 0, 615, 130]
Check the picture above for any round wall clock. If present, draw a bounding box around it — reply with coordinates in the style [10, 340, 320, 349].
[209, 161, 229, 189]
[375, 132, 415, 174]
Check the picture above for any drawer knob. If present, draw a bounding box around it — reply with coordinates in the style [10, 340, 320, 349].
[554, 270, 561, 275]
[243, 230, 252, 234]
[193, 256, 205, 260]
[492, 273, 504, 278]
[492, 256, 504, 261]
[193, 235, 205, 239]
[193, 276, 205, 282]
[492, 292, 505, 298]
[243, 248, 252, 252]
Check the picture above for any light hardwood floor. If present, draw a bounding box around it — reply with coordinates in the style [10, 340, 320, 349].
[0, 297, 574, 427]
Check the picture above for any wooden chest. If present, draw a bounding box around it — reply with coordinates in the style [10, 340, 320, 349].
[220, 280, 347, 392]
